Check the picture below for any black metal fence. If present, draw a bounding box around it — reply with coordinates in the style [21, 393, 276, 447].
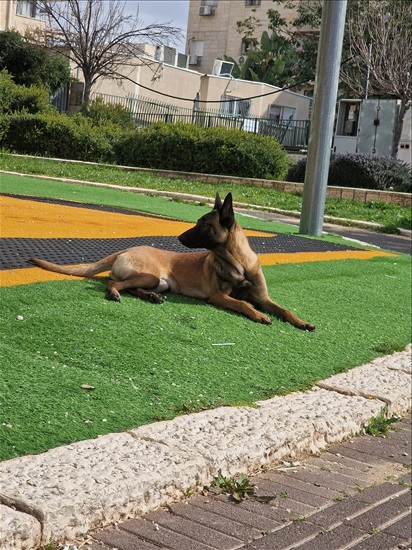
[51, 85, 70, 113]
[90, 92, 310, 149]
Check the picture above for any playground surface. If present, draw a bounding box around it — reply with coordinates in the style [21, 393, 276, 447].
[0, 192, 395, 287]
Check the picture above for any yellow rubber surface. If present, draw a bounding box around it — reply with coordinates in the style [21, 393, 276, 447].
[0, 196, 272, 239]
[0, 266, 95, 287]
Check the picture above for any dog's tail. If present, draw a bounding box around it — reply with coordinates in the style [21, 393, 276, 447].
[29, 251, 123, 278]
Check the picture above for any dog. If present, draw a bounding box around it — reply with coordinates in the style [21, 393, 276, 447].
[30, 192, 315, 331]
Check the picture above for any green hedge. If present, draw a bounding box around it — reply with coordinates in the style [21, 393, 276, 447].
[81, 97, 136, 130]
[0, 112, 121, 161]
[115, 122, 289, 180]
[329, 153, 411, 193]
[0, 110, 288, 179]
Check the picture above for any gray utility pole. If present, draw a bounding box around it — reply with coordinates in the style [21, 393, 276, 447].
[299, 0, 347, 236]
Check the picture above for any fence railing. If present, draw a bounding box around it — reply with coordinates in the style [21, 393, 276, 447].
[91, 92, 310, 149]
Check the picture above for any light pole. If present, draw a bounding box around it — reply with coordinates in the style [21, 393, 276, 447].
[299, 0, 348, 237]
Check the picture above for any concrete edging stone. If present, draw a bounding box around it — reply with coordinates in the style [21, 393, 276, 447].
[0, 345, 410, 548]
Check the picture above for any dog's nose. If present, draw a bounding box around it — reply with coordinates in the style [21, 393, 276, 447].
[178, 233, 188, 246]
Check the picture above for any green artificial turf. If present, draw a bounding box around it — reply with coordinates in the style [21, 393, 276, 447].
[1, 256, 410, 461]
[1, 175, 411, 460]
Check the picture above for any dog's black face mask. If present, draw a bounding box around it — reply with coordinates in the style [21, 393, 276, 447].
[178, 193, 235, 250]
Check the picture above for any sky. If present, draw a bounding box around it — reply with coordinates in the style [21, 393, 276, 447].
[125, 1, 190, 49]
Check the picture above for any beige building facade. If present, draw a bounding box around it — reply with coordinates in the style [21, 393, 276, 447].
[186, 0, 298, 74]
[92, 53, 311, 122]
[0, 0, 45, 34]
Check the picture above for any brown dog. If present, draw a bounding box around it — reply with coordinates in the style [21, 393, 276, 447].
[30, 193, 314, 330]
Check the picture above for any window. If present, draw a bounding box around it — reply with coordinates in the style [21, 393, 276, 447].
[16, 0, 37, 18]
[245, 0, 261, 6]
[268, 104, 296, 124]
[220, 95, 251, 117]
[282, 107, 296, 122]
[240, 38, 257, 55]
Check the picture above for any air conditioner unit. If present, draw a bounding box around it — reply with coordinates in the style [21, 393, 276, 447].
[238, 56, 245, 64]
[199, 5, 213, 15]
[212, 60, 234, 77]
[189, 55, 200, 65]
[154, 45, 178, 66]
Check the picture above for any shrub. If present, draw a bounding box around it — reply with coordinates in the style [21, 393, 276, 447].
[287, 153, 411, 193]
[0, 112, 119, 162]
[0, 70, 52, 115]
[329, 153, 411, 192]
[116, 122, 289, 180]
[81, 97, 135, 130]
[286, 157, 307, 183]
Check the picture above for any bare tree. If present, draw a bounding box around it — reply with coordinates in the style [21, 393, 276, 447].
[39, 0, 183, 105]
[340, 0, 412, 157]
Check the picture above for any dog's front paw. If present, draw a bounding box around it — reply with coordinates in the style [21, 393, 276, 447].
[303, 323, 315, 331]
[107, 291, 121, 302]
[257, 313, 272, 325]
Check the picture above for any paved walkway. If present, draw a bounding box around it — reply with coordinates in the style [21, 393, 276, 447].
[87, 415, 412, 550]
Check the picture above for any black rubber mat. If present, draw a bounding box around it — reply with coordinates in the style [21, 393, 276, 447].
[1, 235, 362, 271]
[2, 193, 363, 271]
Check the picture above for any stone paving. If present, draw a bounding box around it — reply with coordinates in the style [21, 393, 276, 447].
[86, 415, 412, 550]
[1, 346, 411, 549]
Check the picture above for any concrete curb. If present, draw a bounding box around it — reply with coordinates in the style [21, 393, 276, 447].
[1, 170, 411, 237]
[1, 345, 410, 549]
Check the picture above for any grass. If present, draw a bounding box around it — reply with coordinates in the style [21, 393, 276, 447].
[209, 471, 256, 502]
[0, 173, 411, 461]
[1, 152, 411, 230]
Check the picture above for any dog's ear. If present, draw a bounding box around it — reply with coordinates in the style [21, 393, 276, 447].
[219, 193, 235, 229]
[213, 192, 223, 210]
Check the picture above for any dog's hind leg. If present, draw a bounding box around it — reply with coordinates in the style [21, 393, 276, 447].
[107, 273, 165, 303]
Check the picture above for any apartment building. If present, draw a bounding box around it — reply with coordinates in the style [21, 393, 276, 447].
[186, 0, 298, 73]
[0, 0, 45, 34]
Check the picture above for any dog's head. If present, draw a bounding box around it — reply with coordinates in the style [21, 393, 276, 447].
[178, 192, 235, 250]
